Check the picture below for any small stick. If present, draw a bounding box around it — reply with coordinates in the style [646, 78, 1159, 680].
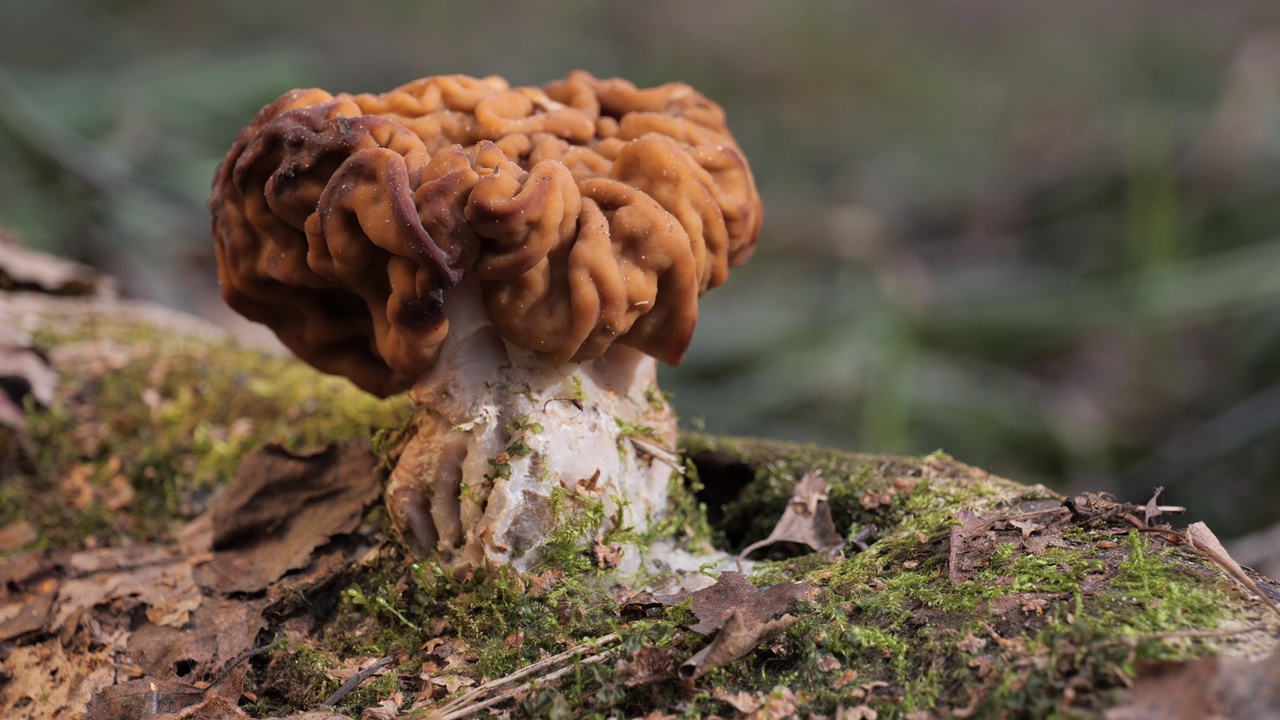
[440, 649, 618, 720]
[322, 656, 395, 708]
[627, 435, 683, 472]
[439, 633, 620, 713]
[210, 634, 282, 688]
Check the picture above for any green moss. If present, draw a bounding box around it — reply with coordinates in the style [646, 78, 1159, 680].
[11, 321, 1274, 718]
[666, 435, 1268, 718]
[569, 375, 587, 403]
[644, 384, 672, 413]
[1, 327, 409, 550]
[243, 639, 340, 715]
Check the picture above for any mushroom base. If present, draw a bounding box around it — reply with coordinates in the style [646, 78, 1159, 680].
[384, 282, 679, 570]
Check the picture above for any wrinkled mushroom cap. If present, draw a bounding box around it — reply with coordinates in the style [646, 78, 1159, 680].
[210, 71, 762, 397]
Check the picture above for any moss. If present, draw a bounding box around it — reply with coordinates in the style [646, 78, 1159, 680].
[665, 435, 1271, 718]
[11, 317, 1277, 718]
[243, 639, 340, 715]
[1, 326, 409, 550]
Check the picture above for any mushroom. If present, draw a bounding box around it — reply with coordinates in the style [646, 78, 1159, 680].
[209, 71, 762, 569]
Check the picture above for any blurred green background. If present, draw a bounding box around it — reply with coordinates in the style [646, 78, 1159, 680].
[2, 1, 1279, 542]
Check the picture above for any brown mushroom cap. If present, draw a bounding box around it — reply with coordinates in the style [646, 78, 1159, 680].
[210, 71, 762, 397]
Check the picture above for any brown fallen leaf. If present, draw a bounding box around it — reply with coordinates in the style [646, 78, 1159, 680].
[1143, 487, 1165, 526]
[755, 685, 802, 719]
[680, 609, 799, 681]
[0, 639, 115, 719]
[51, 547, 203, 631]
[839, 705, 879, 720]
[833, 669, 860, 690]
[655, 571, 817, 636]
[617, 643, 677, 686]
[860, 488, 896, 510]
[194, 442, 381, 594]
[818, 655, 843, 672]
[1184, 521, 1280, 617]
[652, 572, 815, 683]
[126, 596, 269, 689]
[1007, 518, 1039, 538]
[956, 632, 988, 654]
[0, 579, 56, 642]
[88, 687, 251, 720]
[740, 471, 845, 560]
[712, 687, 763, 714]
[1104, 649, 1280, 720]
[361, 697, 402, 720]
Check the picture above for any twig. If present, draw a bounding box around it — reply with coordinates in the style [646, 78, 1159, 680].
[210, 634, 282, 688]
[439, 648, 619, 720]
[628, 435, 683, 472]
[438, 633, 620, 714]
[321, 656, 395, 708]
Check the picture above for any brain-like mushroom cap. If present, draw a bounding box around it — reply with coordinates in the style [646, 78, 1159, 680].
[210, 71, 762, 397]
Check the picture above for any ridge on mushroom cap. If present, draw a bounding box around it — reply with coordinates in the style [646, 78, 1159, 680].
[210, 71, 763, 397]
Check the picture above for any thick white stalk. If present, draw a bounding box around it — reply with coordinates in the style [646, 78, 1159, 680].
[384, 279, 678, 570]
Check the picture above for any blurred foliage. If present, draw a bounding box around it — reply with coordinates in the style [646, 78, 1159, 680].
[2, 0, 1279, 537]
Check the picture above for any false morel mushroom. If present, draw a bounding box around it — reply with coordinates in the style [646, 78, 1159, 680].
[210, 71, 762, 569]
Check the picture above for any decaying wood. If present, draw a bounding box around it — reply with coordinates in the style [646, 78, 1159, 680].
[3, 245, 1280, 719]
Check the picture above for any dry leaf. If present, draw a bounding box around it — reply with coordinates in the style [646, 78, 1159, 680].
[362, 698, 402, 720]
[126, 596, 268, 689]
[679, 609, 799, 681]
[860, 489, 895, 510]
[527, 568, 564, 595]
[655, 571, 816, 636]
[593, 534, 623, 569]
[1143, 487, 1165, 526]
[712, 688, 762, 714]
[194, 443, 381, 594]
[837, 705, 878, 720]
[1184, 521, 1280, 616]
[756, 686, 801, 718]
[956, 632, 988, 654]
[833, 669, 860, 690]
[0, 639, 115, 719]
[617, 644, 677, 686]
[51, 548, 203, 630]
[740, 471, 845, 560]
[1007, 518, 1039, 538]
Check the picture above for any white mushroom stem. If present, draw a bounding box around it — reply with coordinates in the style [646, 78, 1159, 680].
[384, 278, 679, 570]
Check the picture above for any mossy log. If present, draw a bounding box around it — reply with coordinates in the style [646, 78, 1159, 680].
[2, 287, 1278, 720]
